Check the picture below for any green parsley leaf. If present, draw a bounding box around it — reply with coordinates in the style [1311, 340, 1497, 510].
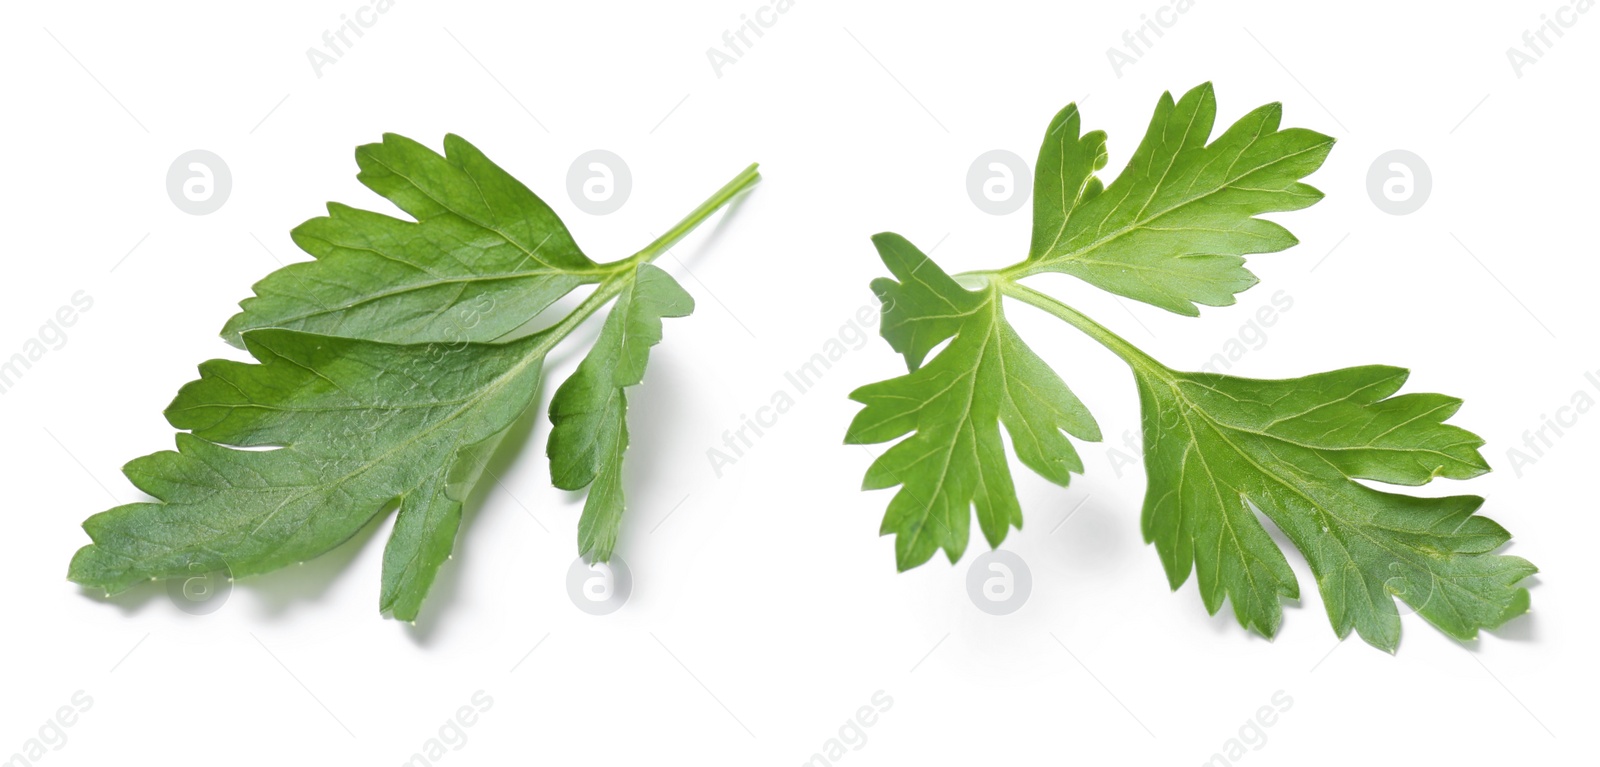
[547, 263, 694, 562]
[848, 85, 1534, 650]
[222, 133, 605, 345]
[69, 137, 759, 620]
[846, 234, 1099, 570]
[70, 328, 548, 621]
[1021, 83, 1334, 316]
[1134, 361, 1534, 651]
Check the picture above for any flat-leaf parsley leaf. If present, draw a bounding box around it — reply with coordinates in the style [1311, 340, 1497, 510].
[847, 84, 1533, 651]
[69, 137, 759, 621]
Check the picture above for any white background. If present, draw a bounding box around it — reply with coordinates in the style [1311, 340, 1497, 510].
[0, 0, 1593, 764]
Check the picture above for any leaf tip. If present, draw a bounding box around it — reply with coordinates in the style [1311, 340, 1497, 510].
[869, 231, 910, 252]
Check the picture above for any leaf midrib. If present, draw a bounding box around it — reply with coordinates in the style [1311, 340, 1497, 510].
[1156, 379, 1503, 626]
[1020, 140, 1327, 278]
[106, 330, 555, 575]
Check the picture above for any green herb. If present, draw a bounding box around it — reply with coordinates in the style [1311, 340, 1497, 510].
[69, 135, 759, 620]
[846, 84, 1533, 651]
[222, 134, 602, 346]
[547, 264, 694, 562]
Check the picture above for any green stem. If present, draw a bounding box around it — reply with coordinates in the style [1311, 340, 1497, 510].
[533, 162, 760, 346]
[998, 280, 1169, 379]
[955, 259, 1048, 284]
[536, 275, 631, 346]
[633, 162, 762, 262]
[996, 258, 1055, 282]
